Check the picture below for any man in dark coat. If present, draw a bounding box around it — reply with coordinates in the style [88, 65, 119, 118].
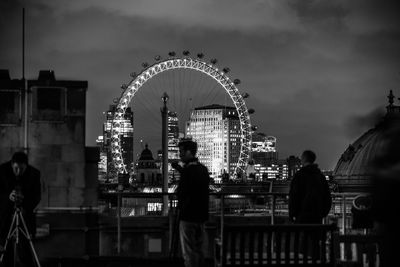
[0, 152, 41, 266]
[289, 150, 331, 224]
[172, 140, 209, 267]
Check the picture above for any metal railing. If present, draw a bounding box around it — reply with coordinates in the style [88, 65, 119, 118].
[98, 191, 361, 254]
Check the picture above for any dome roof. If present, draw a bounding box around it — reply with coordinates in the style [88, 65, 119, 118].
[139, 144, 154, 161]
[333, 90, 400, 192]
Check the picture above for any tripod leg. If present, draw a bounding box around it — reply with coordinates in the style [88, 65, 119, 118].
[0, 211, 18, 264]
[17, 212, 41, 267]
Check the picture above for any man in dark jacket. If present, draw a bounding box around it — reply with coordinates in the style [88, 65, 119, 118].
[173, 140, 209, 267]
[0, 152, 41, 266]
[289, 150, 331, 224]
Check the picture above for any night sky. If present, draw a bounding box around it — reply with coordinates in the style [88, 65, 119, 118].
[1, 0, 399, 169]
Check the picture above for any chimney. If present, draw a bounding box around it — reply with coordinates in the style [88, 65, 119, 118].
[38, 70, 56, 81]
[0, 69, 11, 80]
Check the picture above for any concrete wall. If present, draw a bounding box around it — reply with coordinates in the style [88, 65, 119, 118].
[0, 72, 97, 207]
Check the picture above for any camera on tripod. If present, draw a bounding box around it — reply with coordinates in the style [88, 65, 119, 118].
[12, 176, 24, 208]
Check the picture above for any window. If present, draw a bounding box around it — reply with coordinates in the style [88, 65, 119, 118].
[67, 88, 85, 114]
[0, 90, 21, 125]
[32, 87, 66, 121]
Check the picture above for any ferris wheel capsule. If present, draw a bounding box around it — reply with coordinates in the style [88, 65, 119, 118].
[120, 84, 127, 90]
[154, 55, 161, 61]
[142, 62, 149, 68]
[197, 53, 204, 59]
[242, 92, 249, 98]
[222, 67, 230, 73]
[168, 51, 176, 57]
[234, 79, 241, 85]
[130, 72, 137, 78]
[183, 50, 190, 56]
[248, 108, 255, 114]
[210, 58, 218, 65]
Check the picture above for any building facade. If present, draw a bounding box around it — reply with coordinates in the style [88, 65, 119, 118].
[135, 144, 161, 185]
[168, 111, 179, 160]
[185, 104, 240, 181]
[0, 69, 97, 207]
[250, 132, 287, 180]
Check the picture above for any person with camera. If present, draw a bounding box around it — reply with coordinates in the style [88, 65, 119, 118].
[0, 152, 41, 266]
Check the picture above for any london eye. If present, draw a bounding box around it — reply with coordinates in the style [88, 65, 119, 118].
[110, 52, 253, 178]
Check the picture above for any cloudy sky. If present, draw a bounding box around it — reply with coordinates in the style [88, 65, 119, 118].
[1, 0, 399, 169]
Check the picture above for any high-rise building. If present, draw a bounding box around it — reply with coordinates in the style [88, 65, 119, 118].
[96, 135, 107, 181]
[251, 132, 280, 180]
[185, 104, 240, 182]
[103, 105, 134, 179]
[168, 111, 179, 160]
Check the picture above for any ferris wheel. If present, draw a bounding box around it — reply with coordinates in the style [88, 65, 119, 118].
[110, 51, 253, 178]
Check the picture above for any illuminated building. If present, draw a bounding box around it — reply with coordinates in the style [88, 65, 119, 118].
[252, 133, 277, 153]
[96, 135, 107, 181]
[168, 111, 179, 160]
[136, 144, 161, 185]
[185, 104, 240, 182]
[249, 133, 289, 180]
[103, 105, 134, 179]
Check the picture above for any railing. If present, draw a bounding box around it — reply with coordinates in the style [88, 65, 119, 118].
[98, 191, 362, 255]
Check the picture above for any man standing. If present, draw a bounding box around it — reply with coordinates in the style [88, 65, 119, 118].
[0, 152, 41, 266]
[173, 140, 209, 267]
[289, 150, 331, 224]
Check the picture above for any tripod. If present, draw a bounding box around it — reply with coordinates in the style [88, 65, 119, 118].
[0, 205, 41, 267]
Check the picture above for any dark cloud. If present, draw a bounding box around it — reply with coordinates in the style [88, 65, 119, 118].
[1, 0, 399, 169]
[344, 107, 386, 139]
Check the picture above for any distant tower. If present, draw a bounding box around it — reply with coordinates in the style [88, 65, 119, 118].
[136, 144, 161, 185]
[103, 105, 134, 180]
[96, 135, 107, 181]
[168, 111, 179, 160]
[185, 104, 240, 182]
[251, 132, 280, 180]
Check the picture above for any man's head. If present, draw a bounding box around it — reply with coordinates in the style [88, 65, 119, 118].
[11, 152, 28, 177]
[301, 150, 316, 166]
[178, 140, 197, 163]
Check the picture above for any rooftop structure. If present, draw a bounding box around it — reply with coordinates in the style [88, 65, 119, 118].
[333, 90, 400, 192]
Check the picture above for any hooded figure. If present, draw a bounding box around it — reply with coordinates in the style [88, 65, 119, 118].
[289, 150, 331, 223]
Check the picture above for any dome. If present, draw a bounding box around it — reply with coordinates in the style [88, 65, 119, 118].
[139, 144, 154, 161]
[333, 90, 400, 192]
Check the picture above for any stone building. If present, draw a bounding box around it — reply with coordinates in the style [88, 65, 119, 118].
[0, 69, 97, 207]
[333, 90, 400, 192]
[136, 144, 161, 185]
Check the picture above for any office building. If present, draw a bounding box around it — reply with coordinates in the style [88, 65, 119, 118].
[185, 104, 240, 181]
[168, 111, 179, 160]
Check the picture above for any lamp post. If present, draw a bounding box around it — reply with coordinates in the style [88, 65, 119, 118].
[161, 92, 169, 215]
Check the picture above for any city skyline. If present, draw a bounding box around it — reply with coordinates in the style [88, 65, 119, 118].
[1, 0, 400, 169]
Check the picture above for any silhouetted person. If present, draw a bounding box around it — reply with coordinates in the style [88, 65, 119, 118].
[0, 152, 41, 267]
[370, 126, 400, 267]
[172, 140, 209, 267]
[289, 150, 331, 223]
